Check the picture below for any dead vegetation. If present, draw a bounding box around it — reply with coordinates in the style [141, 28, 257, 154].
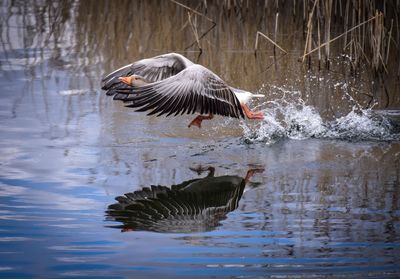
[171, 0, 399, 76]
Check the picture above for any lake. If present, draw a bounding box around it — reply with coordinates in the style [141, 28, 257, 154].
[0, 1, 399, 278]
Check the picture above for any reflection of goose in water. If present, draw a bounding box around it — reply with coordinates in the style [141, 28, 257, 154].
[106, 167, 263, 233]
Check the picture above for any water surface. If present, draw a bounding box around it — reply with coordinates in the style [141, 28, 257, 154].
[0, 1, 399, 278]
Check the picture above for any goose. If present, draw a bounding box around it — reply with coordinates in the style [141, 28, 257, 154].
[101, 53, 265, 128]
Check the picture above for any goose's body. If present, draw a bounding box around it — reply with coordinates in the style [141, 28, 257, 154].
[102, 53, 264, 128]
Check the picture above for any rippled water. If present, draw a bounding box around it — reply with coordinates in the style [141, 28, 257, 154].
[1, 0, 400, 278]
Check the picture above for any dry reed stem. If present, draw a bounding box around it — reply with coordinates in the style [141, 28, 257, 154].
[302, 0, 319, 63]
[343, 0, 349, 50]
[378, 52, 389, 74]
[254, 31, 287, 53]
[170, 0, 213, 22]
[385, 19, 393, 65]
[300, 13, 380, 60]
[343, 38, 353, 51]
[357, 42, 371, 65]
[373, 11, 382, 72]
[178, 3, 202, 32]
[317, 19, 321, 70]
[324, 0, 332, 68]
[259, 51, 288, 73]
[187, 12, 202, 51]
[274, 12, 279, 56]
[170, 0, 216, 50]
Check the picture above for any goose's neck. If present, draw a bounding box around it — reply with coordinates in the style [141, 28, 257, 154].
[231, 87, 252, 104]
[231, 87, 250, 95]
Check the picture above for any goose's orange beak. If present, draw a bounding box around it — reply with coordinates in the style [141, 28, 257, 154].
[118, 76, 133, 86]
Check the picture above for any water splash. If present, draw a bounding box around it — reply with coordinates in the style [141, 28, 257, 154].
[326, 109, 395, 140]
[241, 86, 400, 144]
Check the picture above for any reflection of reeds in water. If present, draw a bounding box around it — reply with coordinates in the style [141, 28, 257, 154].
[300, 0, 398, 74]
[1, 0, 399, 109]
[72, 1, 399, 72]
[2, 0, 399, 75]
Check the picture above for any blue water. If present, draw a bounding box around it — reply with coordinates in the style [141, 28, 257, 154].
[1, 1, 400, 278]
[1, 137, 399, 278]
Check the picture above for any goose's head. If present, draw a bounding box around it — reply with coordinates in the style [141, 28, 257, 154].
[118, 75, 148, 86]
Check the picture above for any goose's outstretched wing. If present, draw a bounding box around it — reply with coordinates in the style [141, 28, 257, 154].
[113, 65, 245, 119]
[101, 53, 192, 91]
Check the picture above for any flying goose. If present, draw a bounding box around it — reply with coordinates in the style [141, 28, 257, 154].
[101, 53, 264, 128]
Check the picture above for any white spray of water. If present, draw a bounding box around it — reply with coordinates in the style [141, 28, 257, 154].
[326, 109, 394, 140]
[241, 86, 399, 144]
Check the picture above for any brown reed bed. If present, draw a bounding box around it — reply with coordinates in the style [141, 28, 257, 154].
[172, 0, 399, 76]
